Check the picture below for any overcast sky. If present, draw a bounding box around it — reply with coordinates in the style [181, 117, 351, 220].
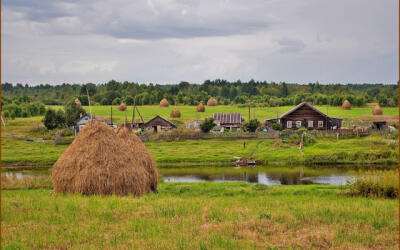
[2, 0, 398, 85]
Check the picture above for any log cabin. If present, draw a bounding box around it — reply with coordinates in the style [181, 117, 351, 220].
[265, 102, 342, 130]
[144, 115, 176, 133]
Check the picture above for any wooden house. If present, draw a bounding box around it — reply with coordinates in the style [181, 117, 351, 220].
[213, 113, 243, 129]
[145, 115, 176, 133]
[74, 113, 112, 135]
[265, 102, 342, 130]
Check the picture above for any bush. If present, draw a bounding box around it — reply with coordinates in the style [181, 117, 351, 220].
[270, 123, 282, 131]
[243, 119, 261, 132]
[43, 109, 58, 130]
[200, 118, 216, 133]
[348, 170, 398, 198]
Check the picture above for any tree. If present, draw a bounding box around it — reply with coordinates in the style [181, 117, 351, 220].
[64, 99, 86, 127]
[55, 109, 66, 128]
[281, 82, 289, 97]
[200, 118, 216, 133]
[43, 109, 58, 130]
[243, 119, 260, 132]
[125, 96, 134, 105]
[112, 97, 122, 105]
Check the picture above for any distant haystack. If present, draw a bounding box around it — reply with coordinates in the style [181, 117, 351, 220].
[342, 100, 351, 110]
[119, 103, 127, 111]
[197, 103, 205, 112]
[160, 98, 169, 107]
[170, 108, 181, 118]
[51, 121, 154, 196]
[373, 105, 383, 115]
[116, 126, 158, 192]
[74, 98, 81, 106]
[207, 98, 218, 106]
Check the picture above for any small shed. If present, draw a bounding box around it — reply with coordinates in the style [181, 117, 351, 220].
[145, 115, 176, 133]
[213, 113, 243, 129]
[265, 102, 342, 130]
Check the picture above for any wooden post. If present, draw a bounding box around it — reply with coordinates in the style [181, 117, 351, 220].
[132, 97, 136, 125]
[86, 88, 92, 120]
[248, 102, 251, 121]
[110, 106, 113, 124]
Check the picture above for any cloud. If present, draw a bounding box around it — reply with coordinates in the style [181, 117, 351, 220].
[1, 0, 398, 85]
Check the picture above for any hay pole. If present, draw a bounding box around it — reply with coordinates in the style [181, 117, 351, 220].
[86, 87, 93, 120]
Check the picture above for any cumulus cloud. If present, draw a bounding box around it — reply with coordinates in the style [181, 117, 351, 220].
[1, 0, 398, 84]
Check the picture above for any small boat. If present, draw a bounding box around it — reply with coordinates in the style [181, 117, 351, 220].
[232, 157, 256, 167]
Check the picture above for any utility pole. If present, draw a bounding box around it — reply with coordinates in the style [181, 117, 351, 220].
[110, 106, 113, 124]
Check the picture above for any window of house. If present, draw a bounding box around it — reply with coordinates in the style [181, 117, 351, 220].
[296, 121, 302, 128]
[318, 121, 323, 128]
[287, 121, 292, 128]
[308, 121, 313, 128]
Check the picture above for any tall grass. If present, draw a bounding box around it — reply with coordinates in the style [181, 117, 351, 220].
[347, 170, 399, 198]
[1, 175, 53, 190]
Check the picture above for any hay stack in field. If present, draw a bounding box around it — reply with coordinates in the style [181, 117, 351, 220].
[342, 100, 351, 110]
[170, 108, 181, 118]
[160, 98, 169, 107]
[207, 98, 218, 106]
[51, 121, 155, 196]
[197, 103, 205, 112]
[116, 126, 158, 191]
[373, 105, 383, 115]
[119, 103, 127, 111]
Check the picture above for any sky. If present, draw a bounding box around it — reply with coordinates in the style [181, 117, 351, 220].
[1, 0, 398, 85]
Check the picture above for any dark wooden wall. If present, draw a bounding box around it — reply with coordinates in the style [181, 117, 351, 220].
[281, 105, 328, 130]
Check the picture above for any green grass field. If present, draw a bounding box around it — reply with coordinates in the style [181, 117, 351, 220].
[1, 117, 398, 167]
[2, 183, 398, 249]
[47, 105, 399, 123]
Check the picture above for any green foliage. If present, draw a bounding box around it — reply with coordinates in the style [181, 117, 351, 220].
[270, 123, 282, 131]
[200, 118, 216, 133]
[43, 109, 58, 130]
[243, 119, 261, 132]
[64, 99, 86, 126]
[348, 170, 398, 198]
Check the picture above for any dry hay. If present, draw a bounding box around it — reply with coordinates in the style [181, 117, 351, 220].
[170, 108, 181, 118]
[207, 97, 218, 106]
[159, 98, 169, 107]
[52, 121, 155, 196]
[341, 100, 351, 110]
[119, 103, 127, 111]
[197, 103, 205, 112]
[115, 126, 158, 192]
[74, 98, 81, 106]
[373, 105, 383, 115]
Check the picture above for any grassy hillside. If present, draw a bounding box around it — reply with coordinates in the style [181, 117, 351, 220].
[2, 183, 398, 249]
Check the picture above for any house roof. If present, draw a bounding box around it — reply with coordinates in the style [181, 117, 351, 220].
[213, 113, 243, 124]
[145, 115, 176, 128]
[279, 102, 328, 119]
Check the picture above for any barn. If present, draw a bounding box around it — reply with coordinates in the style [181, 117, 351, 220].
[266, 102, 342, 130]
[145, 115, 176, 132]
[213, 113, 243, 129]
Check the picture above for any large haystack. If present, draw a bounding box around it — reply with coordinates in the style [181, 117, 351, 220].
[116, 126, 158, 191]
[342, 100, 351, 110]
[197, 103, 205, 112]
[373, 105, 383, 115]
[170, 108, 181, 118]
[52, 121, 154, 196]
[207, 98, 218, 106]
[160, 98, 169, 107]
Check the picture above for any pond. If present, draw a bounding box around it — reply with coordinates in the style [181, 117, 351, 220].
[1, 165, 372, 185]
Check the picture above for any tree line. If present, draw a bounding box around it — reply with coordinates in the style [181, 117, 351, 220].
[2, 80, 398, 109]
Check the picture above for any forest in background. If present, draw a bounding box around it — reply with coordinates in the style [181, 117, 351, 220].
[1, 80, 398, 119]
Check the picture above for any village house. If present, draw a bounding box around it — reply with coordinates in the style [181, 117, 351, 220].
[213, 113, 243, 130]
[265, 102, 342, 130]
[74, 113, 113, 135]
[144, 115, 176, 133]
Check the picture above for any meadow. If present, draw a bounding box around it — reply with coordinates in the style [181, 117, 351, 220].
[1, 183, 398, 249]
[1, 116, 398, 167]
[47, 104, 399, 123]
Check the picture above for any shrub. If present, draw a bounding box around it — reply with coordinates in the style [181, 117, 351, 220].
[270, 123, 282, 131]
[243, 119, 260, 132]
[43, 109, 58, 130]
[200, 118, 216, 133]
[347, 170, 398, 198]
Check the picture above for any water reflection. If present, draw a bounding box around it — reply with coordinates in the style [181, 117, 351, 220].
[2, 166, 363, 185]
